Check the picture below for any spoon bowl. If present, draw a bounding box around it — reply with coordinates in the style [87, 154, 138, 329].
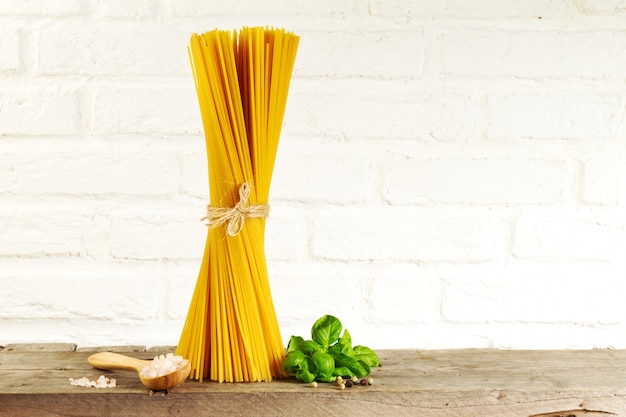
[88, 352, 191, 391]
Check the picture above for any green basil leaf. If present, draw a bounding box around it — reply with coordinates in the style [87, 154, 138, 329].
[300, 340, 324, 355]
[357, 360, 371, 376]
[337, 329, 355, 356]
[312, 351, 335, 377]
[296, 368, 315, 383]
[339, 329, 352, 348]
[283, 350, 306, 373]
[311, 315, 342, 349]
[287, 335, 305, 353]
[327, 343, 342, 358]
[333, 366, 355, 378]
[317, 373, 336, 382]
[305, 356, 318, 374]
[334, 353, 369, 377]
[353, 345, 381, 367]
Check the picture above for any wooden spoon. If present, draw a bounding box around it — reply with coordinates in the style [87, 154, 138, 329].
[87, 352, 191, 391]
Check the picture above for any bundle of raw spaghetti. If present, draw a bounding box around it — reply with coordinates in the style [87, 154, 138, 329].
[176, 27, 299, 383]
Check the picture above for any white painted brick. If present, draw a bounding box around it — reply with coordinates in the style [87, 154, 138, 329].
[268, 261, 373, 326]
[165, 260, 202, 320]
[311, 207, 496, 262]
[364, 263, 443, 323]
[0, 204, 87, 256]
[168, 0, 366, 16]
[271, 144, 371, 203]
[179, 149, 208, 198]
[503, 265, 626, 325]
[0, 0, 86, 15]
[3, 0, 626, 351]
[37, 30, 189, 76]
[415, 94, 481, 140]
[110, 206, 206, 260]
[265, 207, 308, 261]
[383, 158, 569, 205]
[0, 320, 185, 348]
[486, 323, 626, 350]
[0, 260, 162, 320]
[513, 209, 626, 261]
[576, 0, 626, 14]
[583, 157, 626, 204]
[347, 322, 496, 349]
[443, 263, 626, 324]
[92, 84, 201, 135]
[441, 30, 626, 79]
[99, 0, 154, 19]
[297, 30, 423, 78]
[0, 33, 19, 73]
[83, 212, 112, 260]
[370, 0, 567, 19]
[487, 92, 622, 140]
[440, 265, 507, 324]
[2, 150, 177, 196]
[0, 92, 79, 135]
[286, 79, 479, 140]
[0, 162, 13, 193]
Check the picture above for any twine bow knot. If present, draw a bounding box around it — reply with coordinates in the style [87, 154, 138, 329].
[202, 183, 269, 237]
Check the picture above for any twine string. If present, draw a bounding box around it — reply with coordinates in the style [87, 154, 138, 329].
[202, 183, 269, 237]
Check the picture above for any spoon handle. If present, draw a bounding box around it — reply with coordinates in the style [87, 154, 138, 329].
[88, 352, 150, 372]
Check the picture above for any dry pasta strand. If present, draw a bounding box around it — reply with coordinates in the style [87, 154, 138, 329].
[177, 27, 299, 383]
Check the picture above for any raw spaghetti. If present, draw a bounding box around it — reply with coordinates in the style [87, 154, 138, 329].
[176, 27, 299, 383]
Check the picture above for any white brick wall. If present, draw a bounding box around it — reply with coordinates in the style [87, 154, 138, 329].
[2, 0, 626, 350]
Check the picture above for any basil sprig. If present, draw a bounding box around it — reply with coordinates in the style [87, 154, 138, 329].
[283, 315, 380, 383]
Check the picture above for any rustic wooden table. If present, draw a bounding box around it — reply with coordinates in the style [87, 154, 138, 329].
[1, 344, 624, 417]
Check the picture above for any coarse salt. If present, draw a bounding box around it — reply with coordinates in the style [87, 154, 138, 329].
[141, 353, 188, 378]
[69, 375, 116, 388]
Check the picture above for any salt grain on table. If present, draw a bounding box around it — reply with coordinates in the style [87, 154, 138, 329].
[69, 375, 116, 388]
[141, 353, 187, 378]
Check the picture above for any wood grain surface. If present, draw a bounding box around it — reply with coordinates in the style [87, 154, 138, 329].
[1, 346, 624, 416]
